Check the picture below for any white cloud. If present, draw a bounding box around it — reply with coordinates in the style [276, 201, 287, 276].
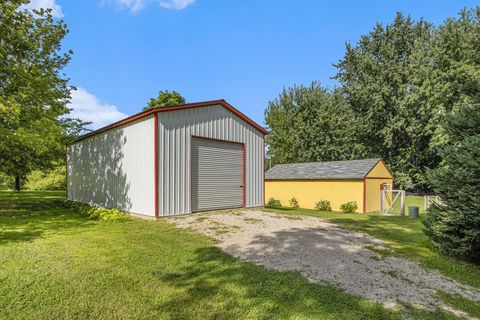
[103, 0, 195, 13]
[158, 0, 195, 10]
[68, 87, 128, 130]
[109, 0, 146, 13]
[21, 0, 64, 18]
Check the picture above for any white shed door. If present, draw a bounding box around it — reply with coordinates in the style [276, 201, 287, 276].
[191, 138, 243, 212]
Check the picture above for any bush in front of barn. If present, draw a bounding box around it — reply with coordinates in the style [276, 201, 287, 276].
[265, 198, 282, 208]
[289, 197, 299, 208]
[340, 201, 358, 213]
[314, 200, 332, 211]
[66, 201, 131, 222]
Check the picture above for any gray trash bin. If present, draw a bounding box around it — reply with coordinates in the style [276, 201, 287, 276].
[409, 206, 419, 219]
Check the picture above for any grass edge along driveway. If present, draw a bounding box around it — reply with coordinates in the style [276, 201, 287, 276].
[0, 191, 472, 319]
[262, 204, 480, 318]
[262, 204, 480, 290]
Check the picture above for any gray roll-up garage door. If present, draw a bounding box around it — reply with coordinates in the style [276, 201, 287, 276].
[191, 137, 243, 212]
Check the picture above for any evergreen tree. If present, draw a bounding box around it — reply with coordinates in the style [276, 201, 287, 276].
[423, 101, 480, 263]
[423, 8, 480, 263]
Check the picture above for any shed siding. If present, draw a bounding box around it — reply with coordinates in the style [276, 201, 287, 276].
[158, 104, 264, 216]
[365, 178, 393, 213]
[67, 115, 155, 216]
[366, 161, 392, 178]
[265, 180, 364, 212]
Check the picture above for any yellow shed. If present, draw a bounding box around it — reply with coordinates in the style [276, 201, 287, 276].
[265, 158, 393, 213]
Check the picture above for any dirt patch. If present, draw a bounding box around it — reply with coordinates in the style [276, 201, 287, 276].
[170, 210, 480, 315]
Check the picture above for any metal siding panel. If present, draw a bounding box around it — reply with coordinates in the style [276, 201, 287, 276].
[158, 119, 164, 215]
[67, 115, 155, 216]
[158, 104, 264, 216]
[175, 124, 181, 213]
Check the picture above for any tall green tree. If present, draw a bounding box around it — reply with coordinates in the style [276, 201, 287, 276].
[334, 12, 435, 191]
[0, 1, 85, 191]
[422, 7, 480, 263]
[143, 90, 185, 111]
[423, 101, 480, 263]
[425, 7, 480, 148]
[266, 8, 480, 194]
[265, 82, 364, 165]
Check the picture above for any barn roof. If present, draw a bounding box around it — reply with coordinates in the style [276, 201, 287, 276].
[72, 99, 268, 144]
[265, 159, 384, 180]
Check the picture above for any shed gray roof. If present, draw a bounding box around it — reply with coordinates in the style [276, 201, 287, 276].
[265, 159, 384, 180]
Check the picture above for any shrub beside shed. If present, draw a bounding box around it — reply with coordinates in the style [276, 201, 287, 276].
[265, 159, 393, 213]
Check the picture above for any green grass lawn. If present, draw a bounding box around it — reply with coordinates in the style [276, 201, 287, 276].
[390, 195, 425, 215]
[0, 191, 472, 319]
[264, 200, 480, 318]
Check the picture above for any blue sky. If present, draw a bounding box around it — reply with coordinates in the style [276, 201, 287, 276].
[26, 0, 479, 128]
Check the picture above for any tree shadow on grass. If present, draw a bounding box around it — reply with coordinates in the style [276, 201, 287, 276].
[0, 191, 94, 245]
[151, 246, 404, 320]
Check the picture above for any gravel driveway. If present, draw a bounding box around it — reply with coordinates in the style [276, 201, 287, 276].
[171, 210, 480, 315]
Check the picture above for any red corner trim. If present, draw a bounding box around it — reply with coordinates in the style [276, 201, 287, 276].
[72, 100, 268, 144]
[154, 113, 159, 218]
[363, 177, 367, 214]
[242, 143, 246, 208]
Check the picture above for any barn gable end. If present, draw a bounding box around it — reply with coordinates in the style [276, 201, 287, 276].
[157, 104, 264, 216]
[67, 115, 156, 216]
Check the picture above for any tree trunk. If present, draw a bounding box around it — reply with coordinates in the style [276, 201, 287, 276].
[15, 174, 21, 192]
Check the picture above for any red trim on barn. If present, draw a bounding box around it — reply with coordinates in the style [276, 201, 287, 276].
[242, 143, 246, 208]
[72, 100, 268, 144]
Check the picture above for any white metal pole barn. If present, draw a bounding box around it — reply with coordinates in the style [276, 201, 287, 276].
[67, 100, 267, 218]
